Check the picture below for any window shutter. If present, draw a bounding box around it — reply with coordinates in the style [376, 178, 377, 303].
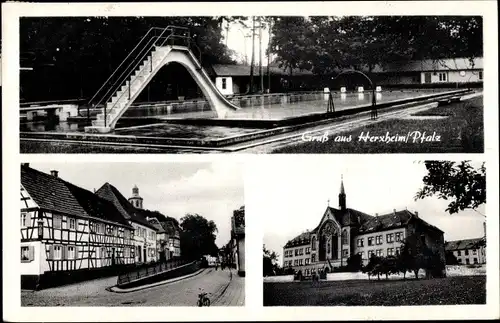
[49, 245, 54, 259]
[29, 246, 35, 261]
[26, 213, 32, 227]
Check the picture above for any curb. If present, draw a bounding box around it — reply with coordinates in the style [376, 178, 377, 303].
[108, 268, 206, 293]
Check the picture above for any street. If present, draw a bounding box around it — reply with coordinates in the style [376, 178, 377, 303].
[21, 268, 244, 306]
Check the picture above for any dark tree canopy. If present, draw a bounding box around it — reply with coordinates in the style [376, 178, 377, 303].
[179, 213, 219, 260]
[270, 16, 483, 75]
[263, 245, 279, 276]
[415, 161, 486, 214]
[20, 17, 237, 101]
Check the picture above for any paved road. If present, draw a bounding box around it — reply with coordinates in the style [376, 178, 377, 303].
[21, 268, 244, 307]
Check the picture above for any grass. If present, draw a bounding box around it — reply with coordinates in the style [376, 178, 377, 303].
[274, 97, 484, 153]
[263, 276, 486, 306]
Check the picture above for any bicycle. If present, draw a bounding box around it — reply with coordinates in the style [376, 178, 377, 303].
[197, 289, 211, 307]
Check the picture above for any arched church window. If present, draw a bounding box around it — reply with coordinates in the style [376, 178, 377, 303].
[342, 229, 348, 245]
[327, 242, 330, 254]
[312, 236, 316, 250]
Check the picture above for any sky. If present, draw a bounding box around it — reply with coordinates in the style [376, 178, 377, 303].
[223, 19, 271, 65]
[256, 158, 487, 265]
[27, 161, 244, 248]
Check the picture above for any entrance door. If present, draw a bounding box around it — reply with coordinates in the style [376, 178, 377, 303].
[143, 248, 147, 263]
[137, 246, 142, 263]
[424, 72, 431, 84]
[111, 247, 116, 266]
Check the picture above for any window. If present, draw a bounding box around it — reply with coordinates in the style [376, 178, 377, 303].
[21, 246, 34, 262]
[327, 243, 330, 254]
[305, 269, 310, 276]
[21, 213, 29, 227]
[299, 259, 303, 266]
[69, 218, 76, 230]
[101, 247, 107, 258]
[357, 238, 364, 247]
[368, 250, 374, 258]
[311, 254, 316, 263]
[473, 258, 478, 264]
[67, 246, 76, 259]
[305, 247, 311, 254]
[53, 245, 62, 259]
[376, 249, 383, 257]
[113, 227, 117, 236]
[457, 250, 461, 256]
[387, 248, 394, 256]
[395, 232, 403, 242]
[342, 249, 348, 257]
[438, 72, 447, 82]
[53, 215, 62, 229]
[299, 248, 304, 255]
[311, 236, 316, 250]
[386, 233, 394, 243]
[458, 258, 462, 263]
[368, 237, 374, 246]
[376, 235, 383, 245]
[305, 258, 310, 265]
[465, 259, 470, 264]
[222, 78, 227, 90]
[342, 229, 348, 244]
[479, 71, 483, 80]
[465, 250, 469, 256]
[295, 249, 299, 256]
[472, 249, 477, 255]
[294, 260, 298, 266]
[395, 247, 401, 255]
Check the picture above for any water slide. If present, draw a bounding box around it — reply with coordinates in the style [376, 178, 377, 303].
[86, 45, 239, 133]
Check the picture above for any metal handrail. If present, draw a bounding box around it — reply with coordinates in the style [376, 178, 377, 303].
[102, 29, 192, 126]
[89, 25, 190, 110]
[88, 27, 163, 106]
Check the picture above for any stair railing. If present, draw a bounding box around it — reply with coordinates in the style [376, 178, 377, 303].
[88, 27, 164, 108]
[91, 26, 180, 112]
[101, 26, 192, 127]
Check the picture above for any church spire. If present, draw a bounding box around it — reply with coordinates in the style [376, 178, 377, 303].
[339, 175, 346, 211]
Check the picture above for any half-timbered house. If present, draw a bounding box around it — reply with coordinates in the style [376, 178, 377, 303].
[95, 183, 158, 264]
[20, 164, 135, 289]
[144, 210, 182, 261]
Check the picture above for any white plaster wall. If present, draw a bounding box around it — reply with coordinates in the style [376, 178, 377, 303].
[354, 227, 407, 262]
[20, 241, 44, 275]
[215, 77, 234, 95]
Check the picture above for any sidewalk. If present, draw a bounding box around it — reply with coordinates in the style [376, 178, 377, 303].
[213, 269, 245, 306]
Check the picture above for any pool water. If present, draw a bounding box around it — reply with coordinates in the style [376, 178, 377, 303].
[19, 89, 452, 134]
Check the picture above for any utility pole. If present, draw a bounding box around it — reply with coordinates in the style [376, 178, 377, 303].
[259, 16, 264, 93]
[267, 18, 272, 93]
[249, 16, 256, 94]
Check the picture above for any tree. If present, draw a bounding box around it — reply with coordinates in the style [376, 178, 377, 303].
[363, 254, 382, 280]
[346, 253, 363, 272]
[445, 251, 460, 265]
[263, 245, 279, 276]
[415, 161, 486, 215]
[179, 213, 219, 260]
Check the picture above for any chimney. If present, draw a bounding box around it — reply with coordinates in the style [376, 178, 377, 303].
[22, 163, 30, 168]
[393, 209, 396, 214]
[414, 211, 419, 218]
[50, 170, 59, 178]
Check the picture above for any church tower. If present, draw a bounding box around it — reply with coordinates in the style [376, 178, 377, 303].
[339, 175, 346, 211]
[128, 185, 143, 209]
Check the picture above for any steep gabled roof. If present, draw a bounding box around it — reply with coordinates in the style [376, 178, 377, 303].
[21, 165, 132, 228]
[95, 183, 157, 230]
[140, 209, 180, 237]
[358, 209, 444, 234]
[445, 237, 485, 251]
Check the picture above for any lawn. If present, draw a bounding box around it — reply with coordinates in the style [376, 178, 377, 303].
[263, 276, 486, 306]
[275, 96, 484, 153]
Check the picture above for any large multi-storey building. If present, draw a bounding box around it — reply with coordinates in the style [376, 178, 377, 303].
[445, 237, 486, 265]
[282, 179, 445, 277]
[145, 210, 182, 261]
[231, 206, 245, 277]
[20, 164, 135, 289]
[95, 183, 159, 264]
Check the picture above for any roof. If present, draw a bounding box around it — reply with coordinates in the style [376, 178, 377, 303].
[359, 209, 443, 234]
[211, 64, 313, 77]
[21, 165, 132, 228]
[141, 209, 181, 238]
[445, 237, 485, 251]
[95, 183, 158, 230]
[380, 57, 483, 73]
